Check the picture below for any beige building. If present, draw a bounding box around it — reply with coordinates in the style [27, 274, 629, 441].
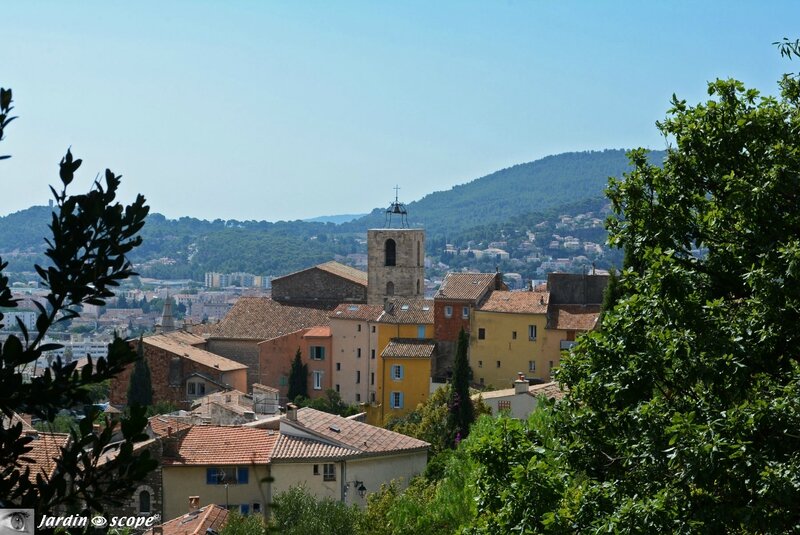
[328, 303, 383, 405]
[476, 378, 565, 419]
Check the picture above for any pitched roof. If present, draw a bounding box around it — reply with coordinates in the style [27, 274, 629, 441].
[303, 326, 331, 338]
[156, 330, 208, 347]
[381, 338, 436, 359]
[164, 425, 277, 465]
[476, 381, 566, 401]
[273, 261, 368, 287]
[17, 432, 70, 484]
[377, 299, 434, 325]
[145, 504, 229, 535]
[2, 411, 35, 432]
[289, 407, 429, 455]
[546, 304, 601, 331]
[148, 415, 194, 438]
[209, 297, 332, 340]
[271, 434, 359, 461]
[477, 290, 550, 314]
[329, 303, 383, 321]
[435, 273, 499, 301]
[143, 333, 247, 372]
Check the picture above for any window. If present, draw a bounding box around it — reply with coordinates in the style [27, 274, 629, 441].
[356, 370, 361, 384]
[323, 463, 336, 481]
[139, 490, 151, 514]
[356, 393, 361, 402]
[279, 375, 288, 386]
[529, 360, 536, 372]
[371, 325, 376, 333]
[478, 328, 486, 340]
[240, 504, 250, 515]
[336, 362, 341, 371]
[498, 400, 512, 412]
[462, 306, 469, 319]
[417, 241, 421, 266]
[479, 377, 484, 385]
[391, 365, 404, 380]
[496, 360, 501, 368]
[310, 346, 326, 360]
[206, 466, 248, 485]
[417, 279, 420, 295]
[198, 383, 205, 395]
[371, 349, 376, 359]
[313, 371, 323, 390]
[252, 503, 261, 515]
[370, 391, 376, 402]
[512, 331, 517, 340]
[386, 281, 395, 295]
[188, 382, 205, 396]
[187, 382, 196, 395]
[444, 305, 453, 318]
[313, 464, 319, 475]
[549, 360, 554, 370]
[528, 325, 537, 341]
[391, 391, 404, 409]
[385, 239, 396, 266]
[357, 324, 362, 332]
[371, 372, 375, 385]
[478, 360, 483, 368]
[357, 348, 362, 358]
[417, 325, 426, 338]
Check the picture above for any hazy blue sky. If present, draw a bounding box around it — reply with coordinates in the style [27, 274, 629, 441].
[3, 1, 797, 221]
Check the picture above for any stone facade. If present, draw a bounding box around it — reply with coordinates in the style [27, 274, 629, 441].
[271, 265, 367, 307]
[367, 229, 425, 305]
[205, 338, 261, 388]
[547, 272, 609, 305]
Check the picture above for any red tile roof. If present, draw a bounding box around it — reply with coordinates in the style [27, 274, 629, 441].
[381, 339, 436, 359]
[435, 273, 499, 301]
[377, 299, 434, 325]
[17, 432, 70, 484]
[303, 326, 331, 338]
[209, 297, 332, 340]
[273, 261, 368, 287]
[329, 303, 383, 321]
[164, 425, 277, 465]
[289, 408, 429, 455]
[145, 504, 229, 535]
[546, 304, 601, 331]
[148, 415, 194, 438]
[271, 434, 359, 461]
[144, 333, 247, 372]
[478, 290, 550, 314]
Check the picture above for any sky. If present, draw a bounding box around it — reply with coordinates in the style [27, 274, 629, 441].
[2, 1, 798, 221]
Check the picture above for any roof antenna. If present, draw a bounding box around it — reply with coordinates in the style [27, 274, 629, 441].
[385, 185, 409, 228]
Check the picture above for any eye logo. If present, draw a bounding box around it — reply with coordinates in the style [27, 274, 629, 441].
[0, 509, 33, 534]
[90, 516, 108, 527]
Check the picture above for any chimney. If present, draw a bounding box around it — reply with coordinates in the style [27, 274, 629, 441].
[189, 496, 200, 512]
[286, 403, 298, 421]
[243, 411, 256, 421]
[514, 374, 528, 395]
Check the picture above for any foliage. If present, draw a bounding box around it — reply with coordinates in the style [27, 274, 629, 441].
[219, 511, 269, 535]
[272, 485, 362, 535]
[447, 328, 474, 446]
[287, 348, 308, 402]
[126, 337, 153, 407]
[145, 400, 180, 418]
[293, 389, 359, 417]
[0, 87, 156, 526]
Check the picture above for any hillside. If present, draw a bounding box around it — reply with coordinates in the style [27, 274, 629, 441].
[345, 149, 665, 237]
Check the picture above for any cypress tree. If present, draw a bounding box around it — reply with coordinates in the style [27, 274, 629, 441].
[447, 328, 474, 446]
[127, 336, 153, 406]
[287, 348, 308, 401]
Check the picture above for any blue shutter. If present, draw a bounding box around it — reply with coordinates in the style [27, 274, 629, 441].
[399, 365, 404, 379]
[417, 325, 425, 338]
[240, 503, 250, 515]
[206, 468, 216, 484]
[237, 466, 249, 484]
[399, 392, 404, 408]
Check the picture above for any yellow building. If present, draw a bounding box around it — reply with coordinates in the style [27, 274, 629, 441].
[370, 299, 434, 423]
[470, 290, 559, 388]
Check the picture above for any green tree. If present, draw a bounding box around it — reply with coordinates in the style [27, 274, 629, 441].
[272, 485, 361, 535]
[446, 328, 474, 446]
[127, 336, 153, 407]
[0, 88, 155, 523]
[287, 348, 308, 401]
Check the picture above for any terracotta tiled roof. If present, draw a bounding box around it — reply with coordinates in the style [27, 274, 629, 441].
[546, 304, 601, 331]
[164, 425, 277, 465]
[303, 326, 331, 338]
[144, 333, 247, 372]
[478, 290, 549, 314]
[157, 331, 208, 347]
[96, 437, 158, 467]
[209, 297, 332, 340]
[144, 504, 229, 535]
[377, 299, 434, 325]
[17, 432, 70, 484]
[273, 261, 368, 287]
[475, 381, 566, 401]
[148, 415, 194, 438]
[271, 434, 359, 461]
[330, 303, 383, 321]
[381, 338, 436, 359]
[290, 407, 429, 455]
[191, 390, 253, 417]
[435, 273, 499, 301]
[252, 383, 279, 393]
[2, 411, 35, 432]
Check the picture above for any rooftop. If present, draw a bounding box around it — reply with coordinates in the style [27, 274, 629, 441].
[546, 304, 602, 331]
[273, 260, 368, 287]
[377, 298, 434, 325]
[303, 326, 331, 338]
[271, 434, 359, 461]
[143, 333, 247, 372]
[477, 381, 566, 401]
[329, 303, 384, 321]
[164, 425, 277, 466]
[381, 338, 436, 359]
[209, 297, 332, 340]
[144, 504, 229, 535]
[478, 290, 550, 314]
[435, 272, 500, 302]
[16, 432, 71, 484]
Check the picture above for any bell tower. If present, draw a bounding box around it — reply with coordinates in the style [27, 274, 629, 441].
[367, 188, 425, 304]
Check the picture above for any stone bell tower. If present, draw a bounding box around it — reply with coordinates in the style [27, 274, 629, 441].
[367, 188, 425, 305]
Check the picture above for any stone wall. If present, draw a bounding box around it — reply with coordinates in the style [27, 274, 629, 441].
[547, 273, 609, 305]
[367, 229, 425, 305]
[272, 268, 367, 306]
[206, 338, 261, 388]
